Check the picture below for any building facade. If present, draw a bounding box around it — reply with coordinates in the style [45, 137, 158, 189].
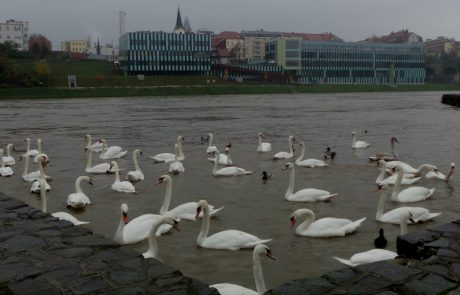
[61, 39, 90, 53]
[119, 31, 211, 75]
[241, 30, 281, 62]
[266, 39, 426, 84]
[0, 19, 29, 50]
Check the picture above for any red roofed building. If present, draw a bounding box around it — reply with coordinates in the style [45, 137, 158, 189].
[364, 30, 423, 44]
[282, 32, 342, 42]
[213, 31, 245, 62]
[211, 37, 229, 64]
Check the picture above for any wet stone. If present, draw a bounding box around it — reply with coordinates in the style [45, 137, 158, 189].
[8, 277, 61, 295]
[0, 212, 18, 220]
[322, 267, 357, 285]
[63, 276, 110, 295]
[430, 222, 460, 234]
[356, 260, 423, 283]
[147, 259, 178, 279]
[35, 229, 62, 237]
[109, 269, 144, 285]
[347, 275, 393, 294]
[438, 248, 458, 258]
[0, 235, 46, 252]
[267, 277, 335, 295]
[44, 265, 81, 281]
[426, 238, 450, 248]
[402, 273, 458, 295]
[68, 234, 118, 247]
[50, 247, 94, 258]
[0, 262, 43, 282]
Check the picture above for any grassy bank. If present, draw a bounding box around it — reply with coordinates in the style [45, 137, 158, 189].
[1, 83, 460, 99]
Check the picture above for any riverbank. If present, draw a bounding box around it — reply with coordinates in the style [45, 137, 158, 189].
[1, 83, 460, 99]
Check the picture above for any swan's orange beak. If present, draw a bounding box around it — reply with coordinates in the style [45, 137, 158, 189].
[290, 217, 296, 228]
[122, 212, 128, 224]
[195, 206, 202, 220]
[155, 177, 164, 186]
[375, 186, 382, 192]
[266, 249, 277, 260]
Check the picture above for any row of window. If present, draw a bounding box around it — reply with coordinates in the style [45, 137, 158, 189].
[129, 39, 209, 49]
[0, 25, 23, 31]
[126, 60, 210, 67]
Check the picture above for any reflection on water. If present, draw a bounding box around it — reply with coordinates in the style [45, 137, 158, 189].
[1, 91, 460, 290]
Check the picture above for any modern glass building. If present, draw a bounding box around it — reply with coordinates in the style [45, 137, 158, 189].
[119, 31, 211, 76]
[266, 38, 426, 84]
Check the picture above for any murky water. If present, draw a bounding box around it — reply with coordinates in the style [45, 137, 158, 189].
[1, 91, 460, 290]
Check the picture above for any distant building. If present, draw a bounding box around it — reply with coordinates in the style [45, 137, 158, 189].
[425, 36, 458, 56]
[119, 8, 210, 76]
[364, 29, 423, 44]
[61, 39, 90, 53]
[241, 30, 281, 62]
[213, 31, 245, 62]
[266, 39, 426, 84]
[0, 19, 29, 50]
[85, 41, 119, 61]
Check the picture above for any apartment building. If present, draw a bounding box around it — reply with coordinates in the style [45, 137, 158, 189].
[0, 19, 29, 50]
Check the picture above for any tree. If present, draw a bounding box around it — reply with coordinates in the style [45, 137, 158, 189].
[34, 62, 52, 86]
[28, 34, 52, 58]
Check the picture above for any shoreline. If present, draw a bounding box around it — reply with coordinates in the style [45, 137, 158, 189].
[1, 83, 460, 99]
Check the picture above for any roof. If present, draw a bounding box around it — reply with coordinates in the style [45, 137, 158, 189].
[215, 31, 243, 40]
[364, 30, 423, 44]
[282, 32, 343, 42]
[174, 7, 184, 31]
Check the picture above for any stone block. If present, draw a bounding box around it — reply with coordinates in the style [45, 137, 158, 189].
[0, 235, 46, 252]
[63, 276, 110, 295]
[356, 260, 423, 283]
[109, 269, 144, 285]
[50, 247, 94, 258]
[0, 262, 43, 283]
[402, 273, 457, 295]
[266, 277, 334, 295]
[322, 267, 357, 285]
[397, 231, 439, 259]
[8, 277, 61, 295]
[347, 275, 393, 294]
[68, 234, 118, 247]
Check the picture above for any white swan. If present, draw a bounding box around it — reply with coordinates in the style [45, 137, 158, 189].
[208, 146, 232, 166]
[25, 137, 40, 157]
[290, 208, 366, 237]
[376, 160, 420, 185]
[212, 151, 252, 176]
[391, 165, 435, 203]
[384, 161, 438, 176]
[333, 210, 413, 267]
[284, 162, 337, 202]
[38, 178, 90, 225]
[295, 142, 327, 168]
[351, 131, 370, 149]
[30, 155, 51, 194]
[32, 139, 48, 163]
[0, 149, 14, 177]
[126, 149, 144, 182]
[425, 162, 455, 182]
[256, 132, 272, 153]
[2, 144, 15, 166]
[368, 137, 399, 161]
[84, 134, 104, 153]
[196, 200, 271, 250]
[84, 145, 117, 174]
[273, 135, 295, 160]
[113, 203, 174, 245]
[211, 244, 275, 295]
[206, 133, 219, 154]
[66, 176, 93, 209]
[169, 144, 185, 175]
[157, 175, 224, 220]
[99, 139, 127, 160]
[110, 161, 137, 193]
[150, 135, 185, 163]
[375, 183, 441, 224]
[20, 153, 50, 182]
[142, 215, 180, 259]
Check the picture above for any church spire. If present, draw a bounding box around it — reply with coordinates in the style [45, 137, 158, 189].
[174, 7, 185, 33]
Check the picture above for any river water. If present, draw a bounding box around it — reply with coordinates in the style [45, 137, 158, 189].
[0, 91, 459, 290]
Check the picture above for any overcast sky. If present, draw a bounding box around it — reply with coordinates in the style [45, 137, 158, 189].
[3, 0, 460, 49]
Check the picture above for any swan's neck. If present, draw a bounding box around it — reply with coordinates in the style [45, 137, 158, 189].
[75, 177, 83, 193]
[22, 154, 29, 176]
[392, 169, 403, 198]
[296, 214, 315, 234]
[113, 216, 125, 244]
[178, 140, 184, 159]
[445, 166, 455, 181]
[85, 136, 91, 149]
[212, 156, 219, 174]
[114, 164, 121, 182]
[37, 140, 42, 153]
[38, 161, 45, 179]
[416, 164, 431, 175]
[226, 153, 231, 165]
[197, 204, 210, 245]
[159, 181, 172, 215]
[85, 150, 92, 169]
[258, 134, 262, 148]
[295, 145, 305, 163]
[144, 219, 164, 258]
[391, 141, 398, 158]
[352, 134, 357, 146]
[40, 180, 47, 213]
[6, 145, 11, 157]
[253, 251, 267, 294]
[133, 151, 141, 172]
[376, 189, 388, 221]
[288, 138, 294, 154]
[285, 167, 295, 199]
[26, 139, 31, 153]
[377, 164, 386, 183]
[400, 218, 409, 236]
[208, 134, 214, 147]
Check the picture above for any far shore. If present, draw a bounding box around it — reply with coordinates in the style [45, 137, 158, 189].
[1, 83, 460, 99]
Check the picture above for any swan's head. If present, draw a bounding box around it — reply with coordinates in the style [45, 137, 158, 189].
[451, 163, 456, 170]
[120, 203, 129, 224]
[299, 141, 304, 147]
[377, 160, 386, 167]
[25, 137, 30, 143]
[208, 133, 213, 138]
[86, 176, 94, 185]
[391, 137, 399, 144]
[283, 162, 294, 170]
[35, 154, 49, 164]
[258, 132, 263, 138]
[109, 161, 119, 171]
[6, 143, 14, 151]
[400, 210, 415, 224]
[37, 138, 43, 145]
[161, 213, 181, 232]
[196, 200, 208, 220]
[134, 149, 143, 156]
[288, 135, 296, 142]
[254, 244, 276, 260]
[226, 142, 232, 149]
[290, 209, 314, 228]
[376, 183, 389, 192]
[156, 175, 171, 185]
[351, 131, 356, 136]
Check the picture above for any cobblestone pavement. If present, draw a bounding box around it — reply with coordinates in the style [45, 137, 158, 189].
[0, 193, 218, 295]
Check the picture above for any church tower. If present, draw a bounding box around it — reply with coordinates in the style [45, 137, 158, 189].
[173, 7, 185, 34]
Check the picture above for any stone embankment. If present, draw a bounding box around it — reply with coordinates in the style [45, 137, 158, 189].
[0, 192, 218, 295]
[3, 191, 460, 295]
[441, 94, 460, 107]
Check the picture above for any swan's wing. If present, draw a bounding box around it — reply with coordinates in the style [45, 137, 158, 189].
[203, 230, 270, 250]
[273, 151, 290, 159]
[67, 193, 91, 205]
[291, 189, 336, 202]
[51, 212, 90, 226]
[398, 187, 435, 202]
[210, 283, 258, 295]
[332, 256, 357, 267]
[169, 202, 199, 220]
[350, 249, 397, 265]
[123, 215, 172, 243]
